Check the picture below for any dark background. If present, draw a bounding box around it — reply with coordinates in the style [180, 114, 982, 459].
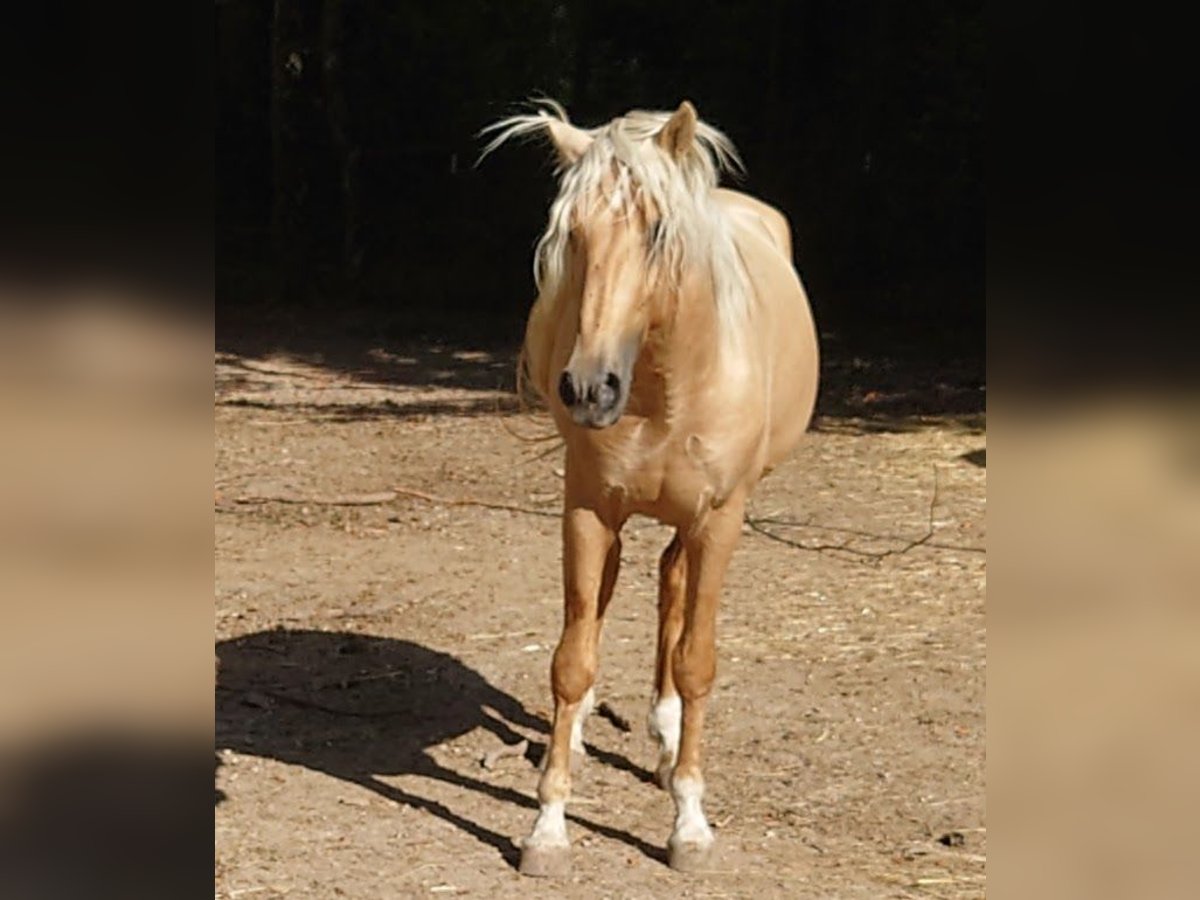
[217, 0, 983, 380]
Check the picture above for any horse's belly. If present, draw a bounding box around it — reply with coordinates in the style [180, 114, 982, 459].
[762, 287, 819, 468]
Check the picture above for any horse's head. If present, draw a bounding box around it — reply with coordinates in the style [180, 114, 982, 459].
[482, 100, 740, 429]
[548, 103, 701, 428]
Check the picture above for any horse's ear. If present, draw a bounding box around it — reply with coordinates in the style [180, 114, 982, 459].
[656, 100, 698, 159]
[546, 119, 592, 166]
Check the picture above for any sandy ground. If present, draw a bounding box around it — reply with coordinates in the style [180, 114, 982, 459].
[215, 342, 985, 899]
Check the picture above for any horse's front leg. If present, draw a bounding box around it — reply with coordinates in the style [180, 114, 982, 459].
[519, 501, 619, 878]
[668, 492, 746, 872]
[568, 529, 620, 771]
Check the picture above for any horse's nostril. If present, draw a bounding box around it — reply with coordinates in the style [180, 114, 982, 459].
[595, 372, 621, 411]
[558, 371, 577, 407]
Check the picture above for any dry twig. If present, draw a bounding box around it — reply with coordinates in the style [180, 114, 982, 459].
[744, 466, 983, 563]
[392, 486, 558, 518]
[234, 490, 398, 506]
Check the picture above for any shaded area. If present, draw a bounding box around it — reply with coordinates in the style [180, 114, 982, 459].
[214, 342, 522, 423]
[217, 340, 519, 394]
[216, 395, 520, 423]
[215, 327, 983, 432]
[216, 629, 660, 868]
[961, 448, 986, 468]
[812, 338, 984, 432]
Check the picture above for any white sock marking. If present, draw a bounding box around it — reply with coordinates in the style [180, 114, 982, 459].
[525, 801, 568, 849]
[648, 693, 682, 768]
[670, 775, 714, 848]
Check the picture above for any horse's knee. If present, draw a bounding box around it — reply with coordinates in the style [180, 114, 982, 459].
[551, 644, 596, 703]
[671, 640, 715, 701]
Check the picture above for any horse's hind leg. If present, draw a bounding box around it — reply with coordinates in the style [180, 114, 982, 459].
[649, 533, 686, 788]
[520, 504, 618, 878]
[667, 494, 745, 873]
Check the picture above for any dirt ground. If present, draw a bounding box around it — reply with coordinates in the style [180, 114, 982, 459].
[215, 341, 985, 899]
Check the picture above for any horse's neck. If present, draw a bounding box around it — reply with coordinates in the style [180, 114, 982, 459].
[632, 276, 723, 422]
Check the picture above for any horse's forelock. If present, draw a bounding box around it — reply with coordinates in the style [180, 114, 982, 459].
[484, 101, 750, 351]
[539, 108, 746, 329]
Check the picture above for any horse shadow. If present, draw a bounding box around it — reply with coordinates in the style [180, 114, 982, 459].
[215, 629, 661, 869]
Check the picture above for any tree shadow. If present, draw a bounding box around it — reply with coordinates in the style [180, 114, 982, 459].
[214, 306, 986, 430]
[811, 343, 986, 435]
[215, 629, 663, 870]
[216, 333, 519, 396]
[215, 330, 986, 430]
[213, 336, 529, 424]
[216, 394, 520, 422]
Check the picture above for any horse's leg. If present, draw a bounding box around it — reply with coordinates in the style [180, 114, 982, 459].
[668, 494, 745, 872]
[520, 503, 618, 878]
[648, 532, 686, 788]
[568, 535, 620, 772]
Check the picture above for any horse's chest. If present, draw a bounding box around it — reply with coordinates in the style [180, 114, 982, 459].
[584, 432, 670, 502]
[576, 425, 742, 523]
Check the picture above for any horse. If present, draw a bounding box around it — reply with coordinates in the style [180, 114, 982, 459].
[481, 99, 819, 875]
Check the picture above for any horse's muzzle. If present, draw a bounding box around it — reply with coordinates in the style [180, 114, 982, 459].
[558, 369, 625, 429]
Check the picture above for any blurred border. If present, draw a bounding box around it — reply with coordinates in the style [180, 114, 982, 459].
[1, 2, 214, 897]
[2, 2, 1197, 897]
[990, 5, 1197, 898]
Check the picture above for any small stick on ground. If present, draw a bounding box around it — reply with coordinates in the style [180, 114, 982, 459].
[235, 490, 397, 506]
[394, 486, 559, 518]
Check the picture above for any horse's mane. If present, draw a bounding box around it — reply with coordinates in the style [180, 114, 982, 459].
[480, 100, 750, 343]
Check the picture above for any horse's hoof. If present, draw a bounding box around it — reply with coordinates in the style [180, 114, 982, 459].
[667, 840, 712, 873]
[519, 843, 571, 878]
[570, 748, 586, 775]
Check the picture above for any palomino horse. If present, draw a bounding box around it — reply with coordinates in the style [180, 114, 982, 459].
[482, 100, 819, 875]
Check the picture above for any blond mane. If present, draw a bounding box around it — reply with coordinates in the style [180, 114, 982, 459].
[480, 100, 751, 342]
